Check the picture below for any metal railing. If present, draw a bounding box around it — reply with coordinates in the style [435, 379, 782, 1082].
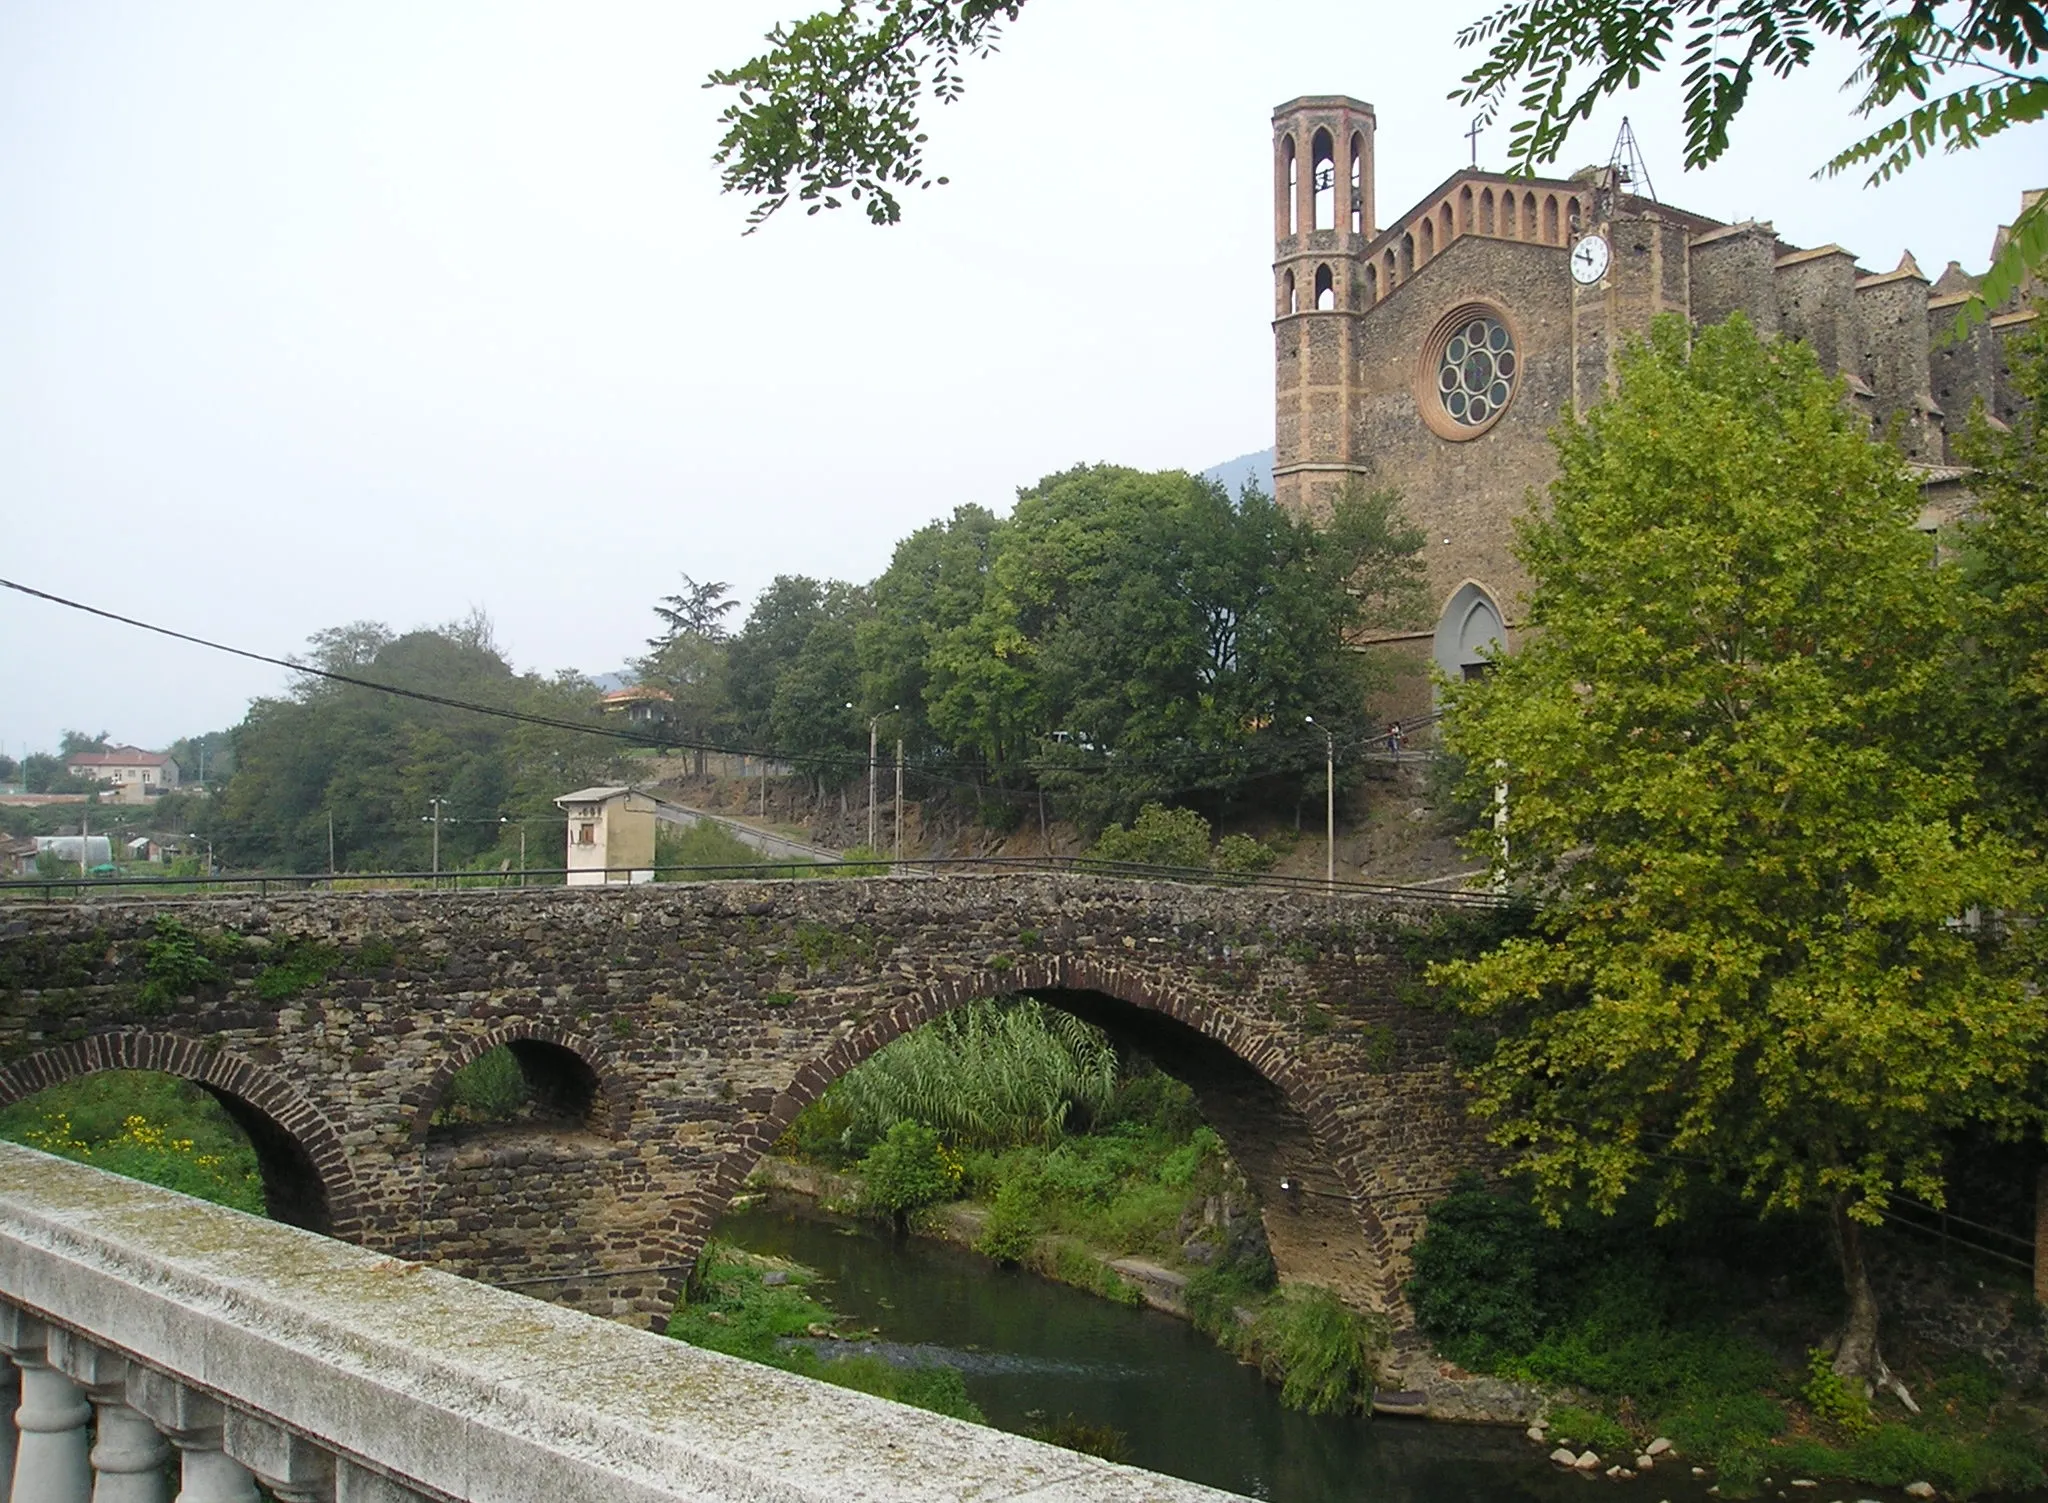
[0, 854, 1509, 907]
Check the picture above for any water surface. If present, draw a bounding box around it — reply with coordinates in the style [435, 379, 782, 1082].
[720, 1196, 1749, 1503]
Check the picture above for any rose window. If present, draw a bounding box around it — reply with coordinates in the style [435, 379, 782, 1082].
[1435, 314, 1517, 427]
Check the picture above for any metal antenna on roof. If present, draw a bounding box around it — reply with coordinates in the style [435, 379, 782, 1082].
[1608, 117, 1656, 201]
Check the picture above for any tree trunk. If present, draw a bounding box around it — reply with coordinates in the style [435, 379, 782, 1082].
[1827, 1196, 1920, 1412]
[2035, 1165, 2048, 1305]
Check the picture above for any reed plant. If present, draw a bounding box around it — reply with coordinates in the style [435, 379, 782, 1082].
[819, 998, 1117, 1154]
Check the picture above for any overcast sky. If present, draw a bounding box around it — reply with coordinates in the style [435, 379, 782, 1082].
[2, 0, 2039, 760]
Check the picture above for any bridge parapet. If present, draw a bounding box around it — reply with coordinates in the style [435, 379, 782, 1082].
[0, 1141, 1242, 1503]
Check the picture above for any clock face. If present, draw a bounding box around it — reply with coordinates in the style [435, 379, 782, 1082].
[1570, 233, 1611, 285]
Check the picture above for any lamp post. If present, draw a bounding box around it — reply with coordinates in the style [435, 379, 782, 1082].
[867, 706, 899, 855]
[1305, 716, 1334, 892]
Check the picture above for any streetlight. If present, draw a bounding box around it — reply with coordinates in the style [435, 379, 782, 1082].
[1305, 716, 1334, 892]
[867, 706, 899, 855]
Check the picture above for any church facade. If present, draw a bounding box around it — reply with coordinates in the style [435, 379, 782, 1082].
[1269, 95, 2040, 710]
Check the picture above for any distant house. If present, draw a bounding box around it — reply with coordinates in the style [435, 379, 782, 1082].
[553, 787, 658, 886]
[1, 836, 38, 876]
[599, 686, 672, 727]
[65, 747, 180, 806]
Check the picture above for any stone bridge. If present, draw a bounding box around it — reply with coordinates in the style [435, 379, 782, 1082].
[0, 875, 1505, 1338]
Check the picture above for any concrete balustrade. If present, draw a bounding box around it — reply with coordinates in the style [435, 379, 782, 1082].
[0, 1142, 1242, 1503]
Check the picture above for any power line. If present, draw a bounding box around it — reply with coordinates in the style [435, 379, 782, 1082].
[0, 575, 1429, 785]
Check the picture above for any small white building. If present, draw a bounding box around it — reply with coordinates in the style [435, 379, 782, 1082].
[553, 786, 658, 886]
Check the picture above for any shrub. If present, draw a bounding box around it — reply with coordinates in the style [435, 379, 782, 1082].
[138, 917, 221, 1010]
[1802, 1347, 1876, 1437]
[817, 998, 1117, 1152]
[1088, 804, 1213, 870]
[1252, 1288, 1386, 1416]
[1027, 1415, 1132, 1462]
[1658, 1391, 1786, 1463]
[1546, 1405, 1632, 1456]
[1405, 1175, 1549, 1363]
[858, 1121, 962, 1227]
[1212, 833, 1279, 874]
[435, 1047, 532, 1125]
[653, 821, 763, 877]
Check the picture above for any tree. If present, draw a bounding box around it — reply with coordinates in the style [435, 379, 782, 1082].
[857, 504, 1001, 757]
[768, 583, 873, 795]
[708, 1, 1022, 229]
[726, 575, 834, 743]
[635, 574, 739, 773]
[211, 615, 624, 873]
[1956, 311, 2048, 843]
[923, 466, 1423, 823]
[20, 753, 86, 795]
[1431, 313, 2044, 1403]
[708, 3, 2044, 323]
[58, 730, 111, 757]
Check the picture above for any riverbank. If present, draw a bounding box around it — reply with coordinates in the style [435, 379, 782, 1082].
[735, 1159, 2048, 1501]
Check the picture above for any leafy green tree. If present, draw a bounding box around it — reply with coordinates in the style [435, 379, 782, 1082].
[1957, 312, 2048, 844]
[635, 573, 739, 773]
[726, 575, 835, 744]
[926, 466, 1422, 822]
[21, 753, 89, 795]
[59, 730, 111, 757]
[709, 2, 2043, 324]
[1431, 313, 2044, 1403]
[768, 583, 873, 795]
[210, 614, 624, 873]
[0, 754, 16, 785]
[857, 504, 1000, 758]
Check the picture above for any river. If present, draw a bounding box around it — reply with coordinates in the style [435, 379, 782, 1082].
[720, 1194, 1759, 1503]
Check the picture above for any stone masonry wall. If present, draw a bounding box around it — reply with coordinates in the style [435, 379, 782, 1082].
[0, 876, 1506, 1335]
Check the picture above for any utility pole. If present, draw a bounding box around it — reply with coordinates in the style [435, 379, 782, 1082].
[427, 798, 445, 885]
[327, 811, 336, 878]
[893, 738, 904, 868]
[1306, 716, 1334, 892]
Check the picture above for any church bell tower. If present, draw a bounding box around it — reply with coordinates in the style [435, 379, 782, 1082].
[1272, 96, 1376, 520]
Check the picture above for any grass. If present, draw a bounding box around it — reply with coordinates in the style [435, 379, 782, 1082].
[668, 1241, 983, 1422]
[0, 1070, 265, 1213]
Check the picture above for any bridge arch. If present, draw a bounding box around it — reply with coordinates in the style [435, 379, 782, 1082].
[693, 954, 1400, 1315]
[0, 1031, 362, 1237]
[407, 1024, 628, 1142]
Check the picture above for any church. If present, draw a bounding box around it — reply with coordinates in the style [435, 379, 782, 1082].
[1268, 95, 2041, 713]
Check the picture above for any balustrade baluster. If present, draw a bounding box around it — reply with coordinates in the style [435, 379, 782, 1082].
[13, 1353, 93, 1503]
[334, 1458, 429, 1502]
[89, 1402, 171, 1503]
[171, 1436, 259, 1503]
[0, 1357, 18, 1503]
